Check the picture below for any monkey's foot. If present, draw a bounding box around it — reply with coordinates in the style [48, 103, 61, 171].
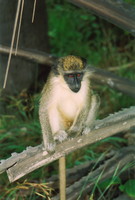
[43, 142, 56, 153]
[68, 127, 80, 137]
[54, 130, 68, 143]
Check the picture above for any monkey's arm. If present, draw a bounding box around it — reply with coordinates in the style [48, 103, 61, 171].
[39, 109, 56, 152]
[48, 107, 68, 143]
[39, 89, 57, 152]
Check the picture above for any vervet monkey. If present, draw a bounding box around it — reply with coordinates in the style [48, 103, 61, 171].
[39, 55, 100, 152]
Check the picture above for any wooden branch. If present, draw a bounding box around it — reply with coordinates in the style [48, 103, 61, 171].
[90, 66, 135, 99]
[0, 44, 135, 98]
[53, 145, 135, 200]
[67, 0, 135, 36]
[108, 62, 135, 71]
[0, 106, 135, 182]
[0, 44, 56, 66]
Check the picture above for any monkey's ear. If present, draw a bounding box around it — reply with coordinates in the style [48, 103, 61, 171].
[51, 59, 60, 75]
[51, 65, 59, 75]
[80, 57, 87, 67]
[52, 57, 64, 75]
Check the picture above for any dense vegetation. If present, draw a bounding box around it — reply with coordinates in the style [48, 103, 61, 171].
[0, 0, 135, 199]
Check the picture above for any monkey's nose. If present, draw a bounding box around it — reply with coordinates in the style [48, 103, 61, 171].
[72, 87, 80, 93]
[73, 79, 81, 92]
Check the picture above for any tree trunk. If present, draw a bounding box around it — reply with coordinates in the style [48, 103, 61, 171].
[0, 0, 49, 113]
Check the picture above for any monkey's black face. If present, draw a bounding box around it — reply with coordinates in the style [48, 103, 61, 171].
[64, 73, 83, 93]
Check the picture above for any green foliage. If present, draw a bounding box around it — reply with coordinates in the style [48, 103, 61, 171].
[98, 176, 121, 190]
[125, 0, 135, 5]
[119, 179, 135, 198]
[47, 0, 135, 70]
[47, 1, 103, 64]
[90, 163, 135, 199]
[0, 94, 41, 159]
[96, 177, 135, 199]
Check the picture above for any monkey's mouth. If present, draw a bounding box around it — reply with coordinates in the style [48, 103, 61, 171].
[72, 88, 80, 93]
[70, 86, 81, 93]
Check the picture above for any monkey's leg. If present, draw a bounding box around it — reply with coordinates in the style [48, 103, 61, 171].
[83, 94, 100, 135]
[68, 94, 100, 137]
[68, 108, 86, 137]
[59, 156, 66, 200]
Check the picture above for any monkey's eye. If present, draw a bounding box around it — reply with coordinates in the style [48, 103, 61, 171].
[68, 74, 74, 78]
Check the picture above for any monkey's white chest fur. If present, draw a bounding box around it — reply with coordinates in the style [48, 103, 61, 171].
[58, 91, 82, 119]
[51, 77, 88, 122]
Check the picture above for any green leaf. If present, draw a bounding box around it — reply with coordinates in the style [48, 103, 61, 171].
[98, 176, 121, 190]
[119, 179, 135, 197]
[80, 15, 89, 20]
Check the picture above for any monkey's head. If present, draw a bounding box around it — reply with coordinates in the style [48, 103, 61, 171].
[54, 55, 87, 93]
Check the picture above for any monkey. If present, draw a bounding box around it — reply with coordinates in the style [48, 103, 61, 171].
[39, 55, 100, 152]
[39, 55, 100, 200]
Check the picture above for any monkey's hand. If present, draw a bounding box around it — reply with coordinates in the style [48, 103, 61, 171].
[46, 142, 56, 152]
[43, 139, 56, 153]
[54, 130, 68, 143]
